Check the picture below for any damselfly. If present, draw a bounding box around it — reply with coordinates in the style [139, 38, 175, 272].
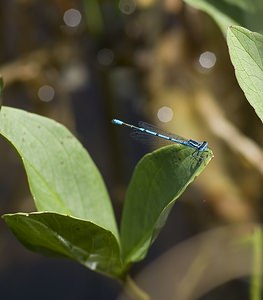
[112, 118, 208, 159]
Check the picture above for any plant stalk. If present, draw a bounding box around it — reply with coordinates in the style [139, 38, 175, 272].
[124, 276, 151, 300]
[250, 226, 262, 300]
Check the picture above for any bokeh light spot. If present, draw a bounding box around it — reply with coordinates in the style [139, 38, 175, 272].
[38, 85, 55, 102]
[63, 9, 82, 27]
[97, 48, 114, 66]
[199, 51, 217, 69]
[119, 0, 137, 15]
[157, 106, 174, 123]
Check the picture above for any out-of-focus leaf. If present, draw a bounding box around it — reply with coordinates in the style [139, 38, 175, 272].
[0, 106, 119, 239]
[183, 0, 263, 34]
[83, 0, 103, 35]
[227, 26, 263, 122]
[3, 212, 123, 278]
[120, 145, 213, 264]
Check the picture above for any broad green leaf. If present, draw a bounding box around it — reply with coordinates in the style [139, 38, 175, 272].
[3, 212, 123, 278]
[121, 145, 213, 264]
[227, 26, 263, 122]
[183, 0, 263, 34]
[0, 106, 119, 239]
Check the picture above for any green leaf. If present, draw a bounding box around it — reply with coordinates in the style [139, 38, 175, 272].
[3, 212, 123, 278]
[183, 0, 263, 34]
[0, 106, 119, 239]
[120, 145, 213, 264]
[227, 26, 263, 122]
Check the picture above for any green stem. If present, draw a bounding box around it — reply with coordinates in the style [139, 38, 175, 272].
[250, 226, 262, 300]
[124, 276, 151, 300]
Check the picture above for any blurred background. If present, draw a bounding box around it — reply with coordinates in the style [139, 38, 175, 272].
[0, 0, 262, 299]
